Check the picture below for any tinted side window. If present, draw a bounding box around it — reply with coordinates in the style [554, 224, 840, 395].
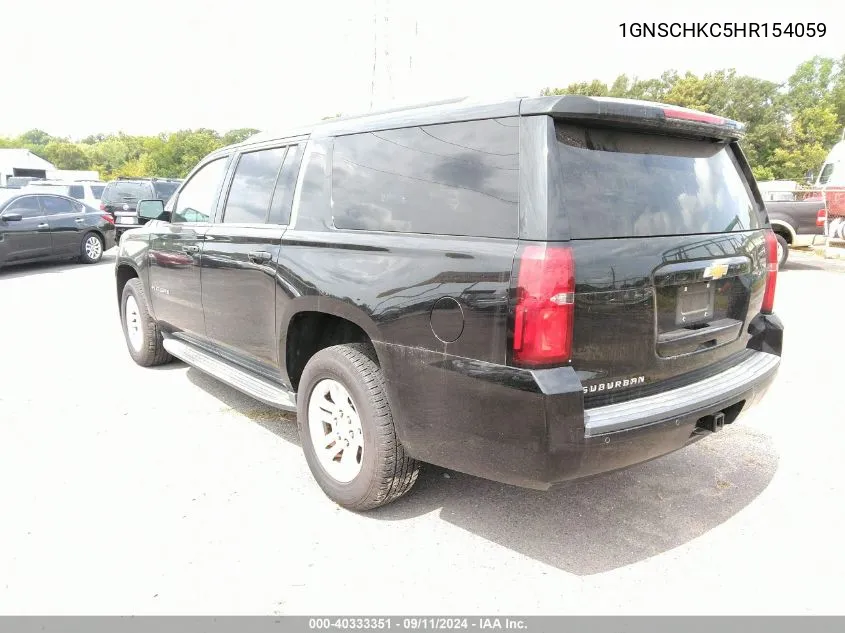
[5, 196, 42, 218]
[173, 158, 228, 224]
[40, 196, 74, 215]
[268, 144, 304, 225]
[90, 185, 105, 198]
[222, 148, 285, 224]
[68, 185, 84, 199]
[332, 118, 519, 238]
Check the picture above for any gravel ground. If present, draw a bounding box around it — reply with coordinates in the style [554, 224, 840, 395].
[0, 247, 843, 615]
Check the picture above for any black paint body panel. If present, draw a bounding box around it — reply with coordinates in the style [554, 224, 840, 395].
[114, 96, 783, 490]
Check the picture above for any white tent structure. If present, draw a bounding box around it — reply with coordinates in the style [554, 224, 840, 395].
[0, 149, 57, 186]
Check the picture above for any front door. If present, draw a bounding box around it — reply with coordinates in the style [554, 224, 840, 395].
[147, 156, 230, 336]
[201, 144, 303, 373]
[0, 195, 52, 262]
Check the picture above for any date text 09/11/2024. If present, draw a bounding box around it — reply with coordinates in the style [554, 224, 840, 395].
[618, 22, 826, 38]
[308, 618, 527, 630]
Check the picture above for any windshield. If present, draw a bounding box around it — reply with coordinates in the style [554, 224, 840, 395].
[554, 123, 760, 239]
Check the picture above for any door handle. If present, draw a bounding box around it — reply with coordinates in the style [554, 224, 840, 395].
[37, 223, 49, 229]
[75, 218, 85, 223]
[183, 244, 200, 253]
[248, 250, 272, 264]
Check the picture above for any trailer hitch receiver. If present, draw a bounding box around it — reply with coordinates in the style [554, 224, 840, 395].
[697, 411, 726, 433]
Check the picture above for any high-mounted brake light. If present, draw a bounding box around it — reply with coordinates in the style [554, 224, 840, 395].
[663, 107, 726, 126]
[762, 230, 778, 314]
[816, 208, 827, 227]
[512, 244, 575, 367]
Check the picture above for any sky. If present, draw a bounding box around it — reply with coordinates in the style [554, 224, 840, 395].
[0, 0, 841, 139]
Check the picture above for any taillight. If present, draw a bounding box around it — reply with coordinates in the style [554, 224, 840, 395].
[101, 214, 115, 224]
[512, 243, 575, 367]
[817, 208, 827, 227]
[762, 230, 778, 314]
[663, 107, 726, 126]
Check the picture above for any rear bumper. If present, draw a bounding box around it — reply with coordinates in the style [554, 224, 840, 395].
[377, 313, 783, 490]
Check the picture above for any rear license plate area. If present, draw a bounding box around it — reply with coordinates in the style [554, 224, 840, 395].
[675, 282, 715, 326]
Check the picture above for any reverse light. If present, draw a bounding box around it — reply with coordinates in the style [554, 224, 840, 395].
[762, 230, 778, 314]
[663, 107, 726, 126]
[512, 244, 575, 367]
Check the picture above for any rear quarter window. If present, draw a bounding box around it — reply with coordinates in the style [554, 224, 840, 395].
[554, 123, 760, 239]
[332, 118, 519, 238]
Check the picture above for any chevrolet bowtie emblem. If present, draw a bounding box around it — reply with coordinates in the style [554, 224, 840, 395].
[703, 262, 730, 280]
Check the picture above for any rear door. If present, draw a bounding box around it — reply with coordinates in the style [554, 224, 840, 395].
[0, 195, 52, 261]
[547, 119, 769, 405]
[201, 143, 304, 373]
[42, 195, 89, 256]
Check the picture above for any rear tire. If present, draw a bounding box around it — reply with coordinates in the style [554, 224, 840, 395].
[120, 279, 172, 367]
[775, 234, 789, 267]
[297, 343, 420, 511]
[80, 232, 104, 264]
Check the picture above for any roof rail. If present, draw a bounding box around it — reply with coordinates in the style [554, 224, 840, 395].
[335, 96, 471, 121]
[244, 96, 473, 145]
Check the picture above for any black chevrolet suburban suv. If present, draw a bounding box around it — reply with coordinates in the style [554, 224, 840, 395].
[114, 96, 783, 511]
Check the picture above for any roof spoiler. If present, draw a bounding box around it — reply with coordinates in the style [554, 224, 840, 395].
[521, 95, 745, 140]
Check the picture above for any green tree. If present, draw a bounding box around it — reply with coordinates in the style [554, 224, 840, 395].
[42, 141, 90, 170]
[222, 128, 261, 145]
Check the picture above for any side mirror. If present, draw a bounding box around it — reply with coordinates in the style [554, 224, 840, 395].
[1, 212, 23, 222]
[137, 199, 168, 222]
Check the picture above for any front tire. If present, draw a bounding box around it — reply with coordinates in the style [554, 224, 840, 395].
[120, 279, 172, 367]
[297, 344, 420, 511]
[80, 232, 104, 264]
[775, 234, 788, 267]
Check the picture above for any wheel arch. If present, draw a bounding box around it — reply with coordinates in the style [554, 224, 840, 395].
[280, 297, 383, 391]
[769, 219, 796, 244]
[115, 262, 141, 313]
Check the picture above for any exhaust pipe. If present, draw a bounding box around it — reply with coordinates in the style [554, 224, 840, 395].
[697, 411, 726, 433]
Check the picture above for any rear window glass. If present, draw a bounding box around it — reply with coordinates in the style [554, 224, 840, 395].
[555, 124, 760, 239]
[104, 182, 153, 202]
[90, 185, 105, 198]
[153, 181, 180, 200]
